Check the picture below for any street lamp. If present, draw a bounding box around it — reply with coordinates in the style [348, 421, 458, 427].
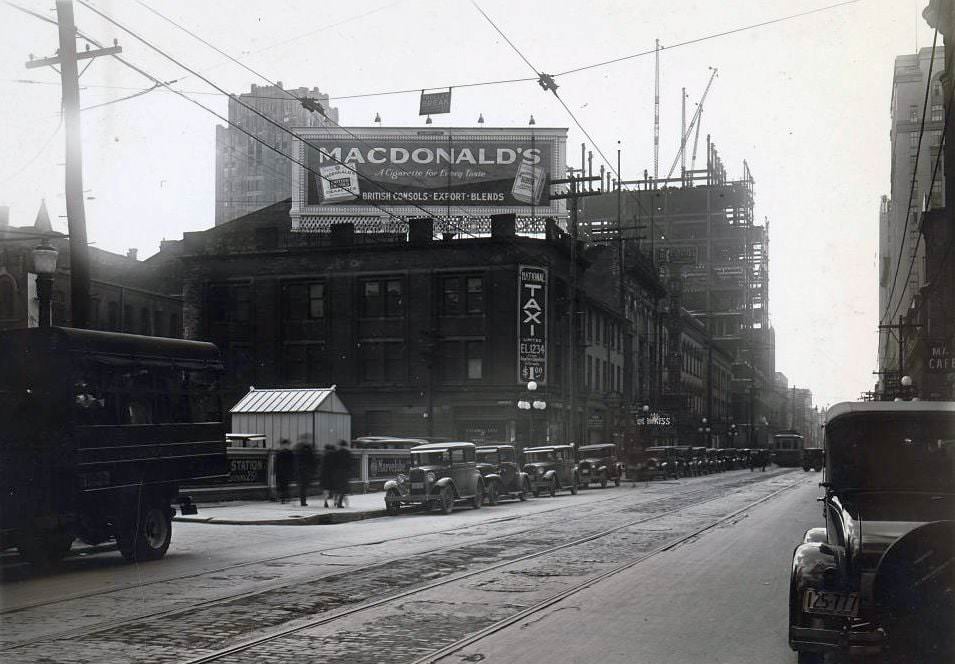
[32, 241, 58, 328]
[519, 381, 546, 444]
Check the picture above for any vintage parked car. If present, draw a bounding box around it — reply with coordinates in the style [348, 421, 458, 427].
[576, 443, 625, 488]
[475, 444, 531, 504]
[788, 401, 955, 664]
[522, 445, 579, 497]
[641, 446, 681, 480]
[690, 446, 710, 475]
[384, 442, 485, 515]
[673, 446, 696, 476]
[706, 448, 723, 473]
[801, 447, 824, 472]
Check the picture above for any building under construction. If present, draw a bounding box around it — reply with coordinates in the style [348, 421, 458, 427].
[579, 139, 777, 445]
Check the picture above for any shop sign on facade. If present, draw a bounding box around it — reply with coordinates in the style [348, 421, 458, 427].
[927, 340, 953, 374]
[518, 265, 547, 384]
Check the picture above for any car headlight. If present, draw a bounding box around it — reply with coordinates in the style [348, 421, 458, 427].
[426, 472, 436, 483]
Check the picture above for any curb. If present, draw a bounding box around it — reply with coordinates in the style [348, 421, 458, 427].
[174, 508, 389, 526]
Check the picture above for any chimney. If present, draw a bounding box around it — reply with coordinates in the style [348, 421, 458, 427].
[408, 217, 433, 244]
[330, 222, 355, 246]
[0, 206, 8, 228]
[126, 248, 138, 260]
[490, 213, 516, 239]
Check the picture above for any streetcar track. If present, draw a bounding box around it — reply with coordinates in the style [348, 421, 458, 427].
[0, 470, 796, 658]
[412, 478, 799, 663]
[0, 486, 635, 614]
[173, 474, 801, 664]
[0, 485, 710, 650]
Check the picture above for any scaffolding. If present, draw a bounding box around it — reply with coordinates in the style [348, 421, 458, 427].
[578, 140, 770, 374]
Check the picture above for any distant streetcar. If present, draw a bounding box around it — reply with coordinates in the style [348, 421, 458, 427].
[771, 430, 804, 467]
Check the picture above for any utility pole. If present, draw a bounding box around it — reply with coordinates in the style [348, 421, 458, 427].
[878, 316, 923, 380]
[551, 172, 603, 444]
[25, 1, 121, 328]
[653, 39, 661, 181]
[681, 87, 687, 181]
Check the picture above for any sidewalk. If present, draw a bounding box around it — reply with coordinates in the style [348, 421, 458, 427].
[174, 491, 389, 526]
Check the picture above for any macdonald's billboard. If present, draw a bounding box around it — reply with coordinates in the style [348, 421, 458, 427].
[291, 127, 567, 226]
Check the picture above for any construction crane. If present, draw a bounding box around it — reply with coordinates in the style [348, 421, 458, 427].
[666, 67, 718, 180]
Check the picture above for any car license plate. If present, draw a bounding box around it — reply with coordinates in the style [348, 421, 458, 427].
[803, 589, 859, 617]
[411, 482, 424, 490]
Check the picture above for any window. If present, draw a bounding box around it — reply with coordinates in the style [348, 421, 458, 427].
[586, 355, 593, 388]
[360, 341, 404, 382]
[910, 131, 920, 151]
[362, 279, 403, 317]
[140, 307, 151, 335]
[931, 104, 944, 122]
[284, 282, 325, 320]
[440, 275, 485, 315]
[0, 276, 14, 319]
[208, 283, 250, 323]
[909, 104, 919, 122]
[153, 311, 163, 337]
[440, 339, 484, 382]
[284, 343, 325, 383]
[107, 302, 119, 330]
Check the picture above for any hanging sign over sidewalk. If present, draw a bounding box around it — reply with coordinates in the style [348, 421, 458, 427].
[419, 89, 452, 115]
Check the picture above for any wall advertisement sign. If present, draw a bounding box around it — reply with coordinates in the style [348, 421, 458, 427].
[292, 127, 567, 225]
[518, 265, 547, 384]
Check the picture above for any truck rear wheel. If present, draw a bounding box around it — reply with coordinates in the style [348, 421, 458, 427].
[119, 505, 171, 562]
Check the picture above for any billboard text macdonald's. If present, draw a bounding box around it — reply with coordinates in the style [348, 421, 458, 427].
[301, 130, 563, 210]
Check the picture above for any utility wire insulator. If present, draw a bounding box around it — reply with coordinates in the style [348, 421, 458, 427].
[537, 73, 559, 94]
[300, 97, 326, 116]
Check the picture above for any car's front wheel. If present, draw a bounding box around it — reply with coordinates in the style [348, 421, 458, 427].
[518, 478, 529, 501]
[485, 481, 499, 506]
[439, 486, 454, 514]
[471, 482, 483, 509]
[385, 488, 401, 516]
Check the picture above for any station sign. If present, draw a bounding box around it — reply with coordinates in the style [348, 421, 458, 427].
[291, 127, 567, 229]
[518, 265, 548, 384]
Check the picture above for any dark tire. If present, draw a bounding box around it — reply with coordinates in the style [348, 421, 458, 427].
[118, 506, 171, 562]
[486, 481, 499, 506]
[532, 487, 540, 498]
[599, 472, 608, 489]
[17, 529, 73, 567]
[439, 486, 454, 514]
[549, 476, 558, 497]
[796, 651, 824, 664]
[385, 488, 401, 516]
[471, 482, 483, 509]
[570, 475, 578, 495]
[614, 476, 621, 487]
[518, 479, 529, 501]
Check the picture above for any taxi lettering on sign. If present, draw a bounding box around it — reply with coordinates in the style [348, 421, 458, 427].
[518, 266, 547, 383]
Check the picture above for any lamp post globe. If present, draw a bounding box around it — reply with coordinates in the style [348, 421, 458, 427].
[527, 380, 538, 392]
[32, 241, 58, 328]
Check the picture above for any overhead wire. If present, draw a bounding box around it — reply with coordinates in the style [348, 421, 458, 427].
[879, 27, 938, 325]
[0, 111, 63, 184]
[74, 0, 485, 236]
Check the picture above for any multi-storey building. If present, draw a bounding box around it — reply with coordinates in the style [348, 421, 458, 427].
[215, 83, 339, 226]
[878, 46, 947, 392]
[0, 203, 182, 335]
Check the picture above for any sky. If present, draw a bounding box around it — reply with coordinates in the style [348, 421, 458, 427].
[0, 0, 937, 407]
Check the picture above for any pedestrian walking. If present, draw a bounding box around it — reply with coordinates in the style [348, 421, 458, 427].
[294, 440, 317, 507]
[333, 440, 353, 508]
[320, 444, 336, 508]
[274, 439, 294, 504]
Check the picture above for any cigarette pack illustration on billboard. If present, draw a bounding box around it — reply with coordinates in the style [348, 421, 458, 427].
[293, 127, 566, 221]
[318, 164, 360, 203]
[511, 155, 546, 204]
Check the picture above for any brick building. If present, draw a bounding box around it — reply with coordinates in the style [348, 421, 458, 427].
[172, 199, 658, 448]
[0, 203, 182, 335]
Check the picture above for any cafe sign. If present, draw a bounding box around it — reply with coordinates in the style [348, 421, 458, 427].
[927, 340, 953, 374]
[518, 265, 547, 384]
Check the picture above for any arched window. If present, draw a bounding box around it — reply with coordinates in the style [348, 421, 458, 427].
[0, 275, 16, 319]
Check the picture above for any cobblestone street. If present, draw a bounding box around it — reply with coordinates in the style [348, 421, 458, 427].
[1, 469, 807, 663]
